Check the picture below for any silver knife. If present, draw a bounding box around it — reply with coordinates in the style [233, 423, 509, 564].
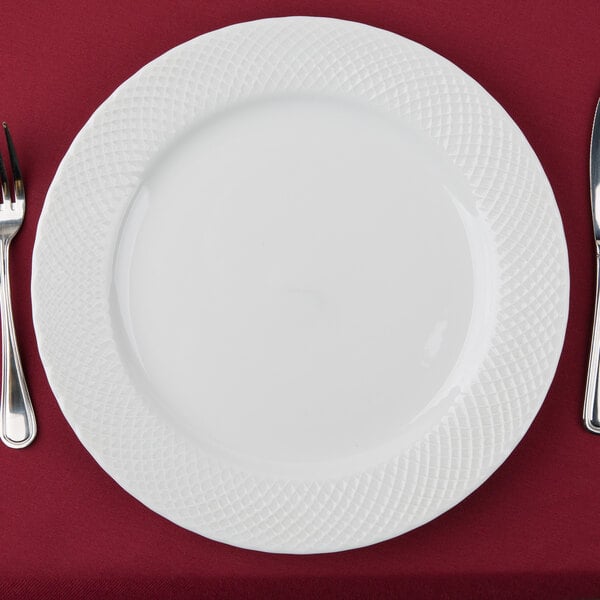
[584, 98, 600, 432]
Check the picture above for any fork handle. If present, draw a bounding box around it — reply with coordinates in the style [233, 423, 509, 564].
[0, 239, 36, 448]
[585, 250, 600, 432]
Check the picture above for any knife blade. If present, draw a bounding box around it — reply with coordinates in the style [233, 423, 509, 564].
[583, 98, 600, 432]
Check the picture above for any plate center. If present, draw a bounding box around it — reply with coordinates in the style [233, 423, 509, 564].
[114, 95, 478, 466]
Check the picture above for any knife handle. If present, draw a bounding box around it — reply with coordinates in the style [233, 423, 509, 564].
[584, 250, 600, 432]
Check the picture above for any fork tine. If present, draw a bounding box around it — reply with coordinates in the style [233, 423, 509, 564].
[0, 147, 8, 205]
[2, 123, 23, 201]
[3, 123, 21, 182]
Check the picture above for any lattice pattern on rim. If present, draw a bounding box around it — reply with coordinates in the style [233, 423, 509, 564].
[31, 17, 568, 553]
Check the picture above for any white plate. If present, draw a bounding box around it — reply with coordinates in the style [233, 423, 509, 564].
[32, 17, 569, 553]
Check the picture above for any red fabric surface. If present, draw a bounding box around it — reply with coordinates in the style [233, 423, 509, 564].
[1, 0, 599, 598]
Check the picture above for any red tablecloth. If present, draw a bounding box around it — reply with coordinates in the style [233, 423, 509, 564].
[1, 1, 599, 598]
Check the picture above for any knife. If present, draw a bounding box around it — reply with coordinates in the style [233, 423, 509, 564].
[584, 98, 600, 432]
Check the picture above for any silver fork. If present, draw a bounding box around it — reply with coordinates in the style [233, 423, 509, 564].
[0, 123, 36, 448]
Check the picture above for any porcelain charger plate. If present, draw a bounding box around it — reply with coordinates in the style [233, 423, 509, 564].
[32, 17, 569, 553]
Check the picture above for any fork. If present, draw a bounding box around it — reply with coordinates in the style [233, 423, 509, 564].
[0, 123, 36, 448]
